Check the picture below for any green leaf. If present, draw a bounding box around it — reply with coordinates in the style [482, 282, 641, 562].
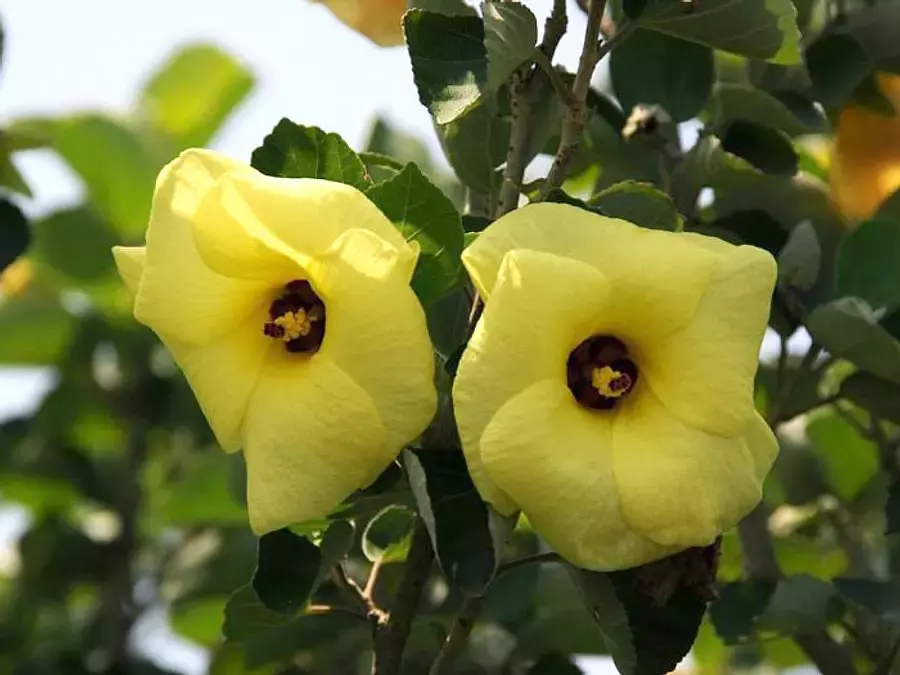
[171, 598, 229, 647]
[709, 580, 776, 645]
[710, 83, 824, 136]
[223, 585, 292, 642]
[589, 180, 682, 231]
[807, 298, 900, 384]
[758, 575, 843, 633]
[362, 505, 413, 563]
[252, 529, 322, 615]
[720, 120, 797, 175]
[10, 115, 165, 238]
[164, 453, 247, 525]
[403, 448, 511, 595]
[839, 372, 900, 425]
[404, 10, 487, 125]
[844, 3, 900, 70]
[482, 1, 538, 94]
[568, 564, 706, 675]
[837, 220, 900, 311]
[777, 221, 820, 292]
[30, 207, 117, 283]
[527, 652, 585, 674]
[807, 411, 880, 501]
[806, 32, 871, 109]
[0, 151, 31, 197]
[411, 0, 478, 16]
[365, 163, 464, 303]
[0, 198, 28, 273]
[611, 30, 714, 122]
[0, 296, 75, 365]
[250, 119, 368, 190]
[636, 0, 801, 65]
[426, 286, 470, 361]
[140, 44, 253, 149]
[834, 578, 900, 618]
[438, 100, 509, 193]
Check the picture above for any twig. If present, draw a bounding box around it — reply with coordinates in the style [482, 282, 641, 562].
[776, 334, 788, 393]
[333, 564, 375, 615]
[531, 49, 575, 105]
[766, 344, 822, 426]
[365, 557, 384, 600]
[307, 604, 370, 621]
[428, 596, 485, 675]
[496, 551, 562, 577]
[543, 3, 634, 194]
[372, 519, 434, 675]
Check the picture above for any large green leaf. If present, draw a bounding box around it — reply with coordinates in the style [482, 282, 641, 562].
[636, 0, 801, 65]
[163, 453, 247, 525]
[0, 296, 75, 365]
[252, 529, 322, 615]
[403, 448, 512, 595]
[250, 119, 368, 190]
[709, 83, 825, 136]
[404, 10, 488, 125]
[807, 411, 879, 501]
[837, 220, 900, 311]
[709, 580, 776, 645]
[758, 575, 843, 633]
[10, 115, 166, 239]
[30, 207, 117, 284]
[140, 44, 254, 149]
[0, 198, 28, 274]
[589, 181, 682, 231]
[611, 30, 714, 122]
[807, 298, 900, 384]
[568, 563, 706, 675]
[839, 372, 900, 425]
[482, 1, 538, 94]
[365, 163, 464, 304]
[720, 120, 797, 176]
[438, 100, 509, 194]
[805, 32, 871, 109]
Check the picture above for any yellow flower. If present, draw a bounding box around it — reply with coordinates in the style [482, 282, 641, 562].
[453, 204, 778, 571]
[113, 149, 436, 534]
[312, 0, 407, 47]
[831, 73, 900, 222]
[0, 258, 32, 297]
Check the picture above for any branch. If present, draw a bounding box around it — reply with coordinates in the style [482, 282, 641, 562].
[543, 3, 633, 193]
[428, 595, 485, 675]
[496, 551, 562, 577]
[372, 518, 434, 675]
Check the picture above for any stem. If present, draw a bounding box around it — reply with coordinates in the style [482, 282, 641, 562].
[428, 596, 485, 675]
[498, 67, 536, 215]
[496, 551, 562, 577]
[542, 4, 633, 194]
[766, 344, 822, 426]
[372, 519, 434, 675]
[307, 604, 369, 621]
[531, 49, 575, 105]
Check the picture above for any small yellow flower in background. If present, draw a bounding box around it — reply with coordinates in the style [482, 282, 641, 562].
[0, 258, 32, 297]
[831, 73, 900, 222]
[453, 204, 778, 571]
[312, 0, 407, 46]
[113, 149, 436, 534]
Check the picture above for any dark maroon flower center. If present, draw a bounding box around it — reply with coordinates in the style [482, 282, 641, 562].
[263, 280, 326, 354]
[567, 335, 638, 410]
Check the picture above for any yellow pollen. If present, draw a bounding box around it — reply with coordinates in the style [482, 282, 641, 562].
[274, 309, 314, 341]
[591, 366, 632, 398]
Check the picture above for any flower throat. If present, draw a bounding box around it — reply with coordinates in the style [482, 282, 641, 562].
[567, 335, 637, 410]
[264, 280, 326, 353]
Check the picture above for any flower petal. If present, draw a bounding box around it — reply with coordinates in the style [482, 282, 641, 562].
[480, 380, 680, 570]
[242, 351, 389, 534]
[191, 172, 414, 281]
[306, 229, 436, 452]
[112, 246, 146, 297]
[612, 384, 763, 547]
[743, 411, 779, 482]
[638, 244, 776, 437]
[454, 249, 611, 515]
[134, 150, 273, 347]
[161, 304, 272, 453]
[462, 203, 719, 338]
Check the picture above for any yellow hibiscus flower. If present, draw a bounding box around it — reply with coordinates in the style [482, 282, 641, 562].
[112, 149, 436, 534]
[312, 0, 407, 47]
[453, 203, 779, 571]
[831, 73, 900, 222]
